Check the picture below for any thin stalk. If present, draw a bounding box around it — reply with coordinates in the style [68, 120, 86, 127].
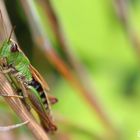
[113, 0, 140, 57]
[0, 0, 16, 41]
[0, 121, 28, 132]
[39, 0, 82, 70]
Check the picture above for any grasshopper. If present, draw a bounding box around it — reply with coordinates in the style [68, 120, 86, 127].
[0, 16, 57, 132]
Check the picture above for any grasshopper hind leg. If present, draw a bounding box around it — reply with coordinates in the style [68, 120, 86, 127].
[16, 89, 31, 111]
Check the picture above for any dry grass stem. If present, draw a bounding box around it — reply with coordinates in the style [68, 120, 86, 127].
[0, 73, 50, 140]
[114, 0, 140, 57]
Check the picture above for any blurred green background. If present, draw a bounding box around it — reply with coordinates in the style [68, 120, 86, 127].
[0, 0, 140, 140]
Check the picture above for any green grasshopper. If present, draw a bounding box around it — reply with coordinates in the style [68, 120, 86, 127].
[0, 21, 57, 132]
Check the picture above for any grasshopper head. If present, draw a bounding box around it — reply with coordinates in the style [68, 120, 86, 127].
[0, 39, 19, 63]
[0, 39, 19, 56]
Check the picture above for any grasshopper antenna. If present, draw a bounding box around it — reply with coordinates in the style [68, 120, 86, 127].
[0, 10, 8, 39]
[8, 25, 16, 42]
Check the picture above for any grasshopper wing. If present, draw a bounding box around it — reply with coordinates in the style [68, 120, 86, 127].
[29, 65, 57, 131]
[29, 64, 50, 92]
[29, 65, 58, 104]
[27, 86, 57, 132]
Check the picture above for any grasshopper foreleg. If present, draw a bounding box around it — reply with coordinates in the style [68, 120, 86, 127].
[0, 68, 15, 74]
[0, 58, 15, 74]
[0, 57, 7, 68]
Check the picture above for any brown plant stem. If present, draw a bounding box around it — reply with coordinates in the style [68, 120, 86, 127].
[39, 0, 81, 70]
[0, 73, 50, 140]
[20, 0, 115, 133]
[0, 0, 16, 41]
[114, 0, 140, 57]
[0, 1, 50, 139]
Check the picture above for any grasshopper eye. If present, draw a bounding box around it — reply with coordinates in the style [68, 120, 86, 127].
[11, 43, 18, 52]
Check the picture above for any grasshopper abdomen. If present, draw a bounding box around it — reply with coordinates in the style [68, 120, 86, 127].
[29, 78, 50, 110]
